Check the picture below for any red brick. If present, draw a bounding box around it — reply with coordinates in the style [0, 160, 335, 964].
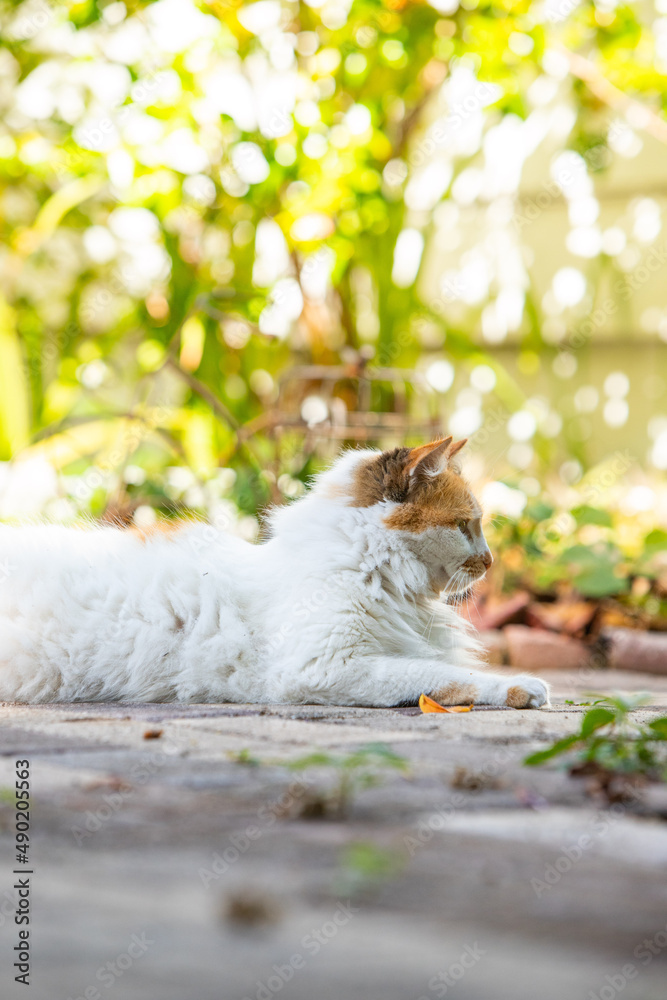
[504, 624, 591, 672]
[466, 591, 531, 631]
[525, 601, 596, 636]
[603, 627, 667, 675]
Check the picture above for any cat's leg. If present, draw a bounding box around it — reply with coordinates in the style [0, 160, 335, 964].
[428, 663, 549, 709]
[305, 657, 549, 709]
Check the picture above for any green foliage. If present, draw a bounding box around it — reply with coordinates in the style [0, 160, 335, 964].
[0, 0, 665, 533]
[227, 747, 260, 766]
[289, 742, 410, 816]
[524, 693, 667, 782]
[335, 840, 406, 897]
[572, 506, 614, 529]
[487, 491, 667, 606]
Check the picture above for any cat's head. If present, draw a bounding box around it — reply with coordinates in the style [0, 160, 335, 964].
[331, 439, 492, 596]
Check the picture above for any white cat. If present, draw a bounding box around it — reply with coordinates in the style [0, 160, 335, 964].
[0, 438, 549, 708]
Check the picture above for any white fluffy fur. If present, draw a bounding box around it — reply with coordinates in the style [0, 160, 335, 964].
[0, 450, 549, 707]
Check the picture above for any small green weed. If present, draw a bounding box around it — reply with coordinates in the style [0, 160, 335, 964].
[227, 748, 260, 766]
[288, 743, 410, 818]
[334, 841, 406, 897]
[525, 693, 667, 799]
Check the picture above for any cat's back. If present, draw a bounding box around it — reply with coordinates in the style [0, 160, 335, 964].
[0, 518, 257, 610]
[1, 520, 129, 566]
[0, 520, 169, 597]
[0, 519, 263, 703]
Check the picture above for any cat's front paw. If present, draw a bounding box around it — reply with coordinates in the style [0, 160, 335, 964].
[503, 675, 550, 709]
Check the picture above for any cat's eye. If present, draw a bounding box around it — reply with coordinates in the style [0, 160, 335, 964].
[457, 519, 469, 532]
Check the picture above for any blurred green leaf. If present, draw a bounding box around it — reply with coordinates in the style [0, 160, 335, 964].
[571, 505, 614, 528]
[524, 735, 580, 766]
[580, 707, 615, 737]
[574, 566, 629, 598]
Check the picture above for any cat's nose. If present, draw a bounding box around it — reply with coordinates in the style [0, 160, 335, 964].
[482, 550, 493, 568]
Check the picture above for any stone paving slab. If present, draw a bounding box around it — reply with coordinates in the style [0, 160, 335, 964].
[1, 669, 667, 999]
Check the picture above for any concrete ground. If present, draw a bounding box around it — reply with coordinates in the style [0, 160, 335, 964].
[1, 668, 667, 1000]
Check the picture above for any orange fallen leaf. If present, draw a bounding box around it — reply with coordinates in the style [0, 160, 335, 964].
[419, 693, 473, 714]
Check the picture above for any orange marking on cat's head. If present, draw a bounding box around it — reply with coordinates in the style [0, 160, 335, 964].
[350, 439, 479, 533]
[383, 471, 478, 533]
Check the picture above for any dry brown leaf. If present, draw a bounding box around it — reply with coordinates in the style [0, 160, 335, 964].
[419, 693, 473, 714]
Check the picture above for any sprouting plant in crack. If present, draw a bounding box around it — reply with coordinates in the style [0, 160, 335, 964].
[334, 841, 406, 898]
[227, 748, 260, 766]
[287, 743, 410, 818]
[524, 693, 667, 801]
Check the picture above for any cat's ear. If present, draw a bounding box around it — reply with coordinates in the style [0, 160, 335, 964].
[407, 437, 468, 478]
[408, 438, 452, 478]
[448, 438, 467, 459]
[351, 439, 466, 508]
[406, 437, 468, 478]
[445, 438, 467, 473]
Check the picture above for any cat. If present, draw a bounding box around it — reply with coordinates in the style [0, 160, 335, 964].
[0, 437, 549, 708]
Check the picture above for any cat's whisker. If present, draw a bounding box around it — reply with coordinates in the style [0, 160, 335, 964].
[441, 569, 465, 606]
[421, 608, 437, 641]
